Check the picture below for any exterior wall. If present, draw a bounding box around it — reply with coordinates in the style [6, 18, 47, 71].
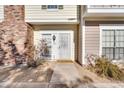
[85, 22, 100, 56]
[26, 25, 34, 61]
[0, 6, 4, 22]
[78, 6, 84, 65]
[25, 5, 79, 23]
[32, 24, 79, 61]
[0, 5, 80, 65]
[0, 5, 31, 65]
[85, 21, 124, 60]
[78, 6, 87, 65]
[78, 22, 82, 64]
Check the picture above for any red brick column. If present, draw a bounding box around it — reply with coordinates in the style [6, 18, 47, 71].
[0, 5, 29, 66]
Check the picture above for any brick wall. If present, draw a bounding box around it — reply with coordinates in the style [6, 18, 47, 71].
[0, 5, 32, 66]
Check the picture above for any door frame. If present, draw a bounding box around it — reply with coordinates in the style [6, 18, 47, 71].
[33, 30, 75, 61]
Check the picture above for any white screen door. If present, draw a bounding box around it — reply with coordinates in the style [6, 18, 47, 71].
[58, 33, 71, 59]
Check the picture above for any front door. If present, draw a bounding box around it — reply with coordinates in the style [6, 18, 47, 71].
[34, 31, 74, 61]
[58, 33, 72, 60]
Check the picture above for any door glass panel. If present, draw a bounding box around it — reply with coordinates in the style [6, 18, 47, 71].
[58, 33, 71, 59]
[34, 33, 52, 60]
[40, 34, 52, 60]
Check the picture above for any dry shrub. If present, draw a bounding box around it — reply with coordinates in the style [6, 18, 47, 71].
[27, 58, 45, 67]
[89, 56, 124, 81]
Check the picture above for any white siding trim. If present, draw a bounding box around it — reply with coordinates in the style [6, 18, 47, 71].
[87, 8, 124, 13]
[82, 19, 86, 64]
[99, 24, 103, 56]
[80, 6, 86, 65]
[25, 19, 79, 24]
[99, 24, 124, 57]
[81, 6, 86, 64]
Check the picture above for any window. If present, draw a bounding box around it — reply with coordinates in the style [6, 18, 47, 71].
[47, 5, 58, 9]
[41, 5, 63, 10]
[102, 29, 124, 60]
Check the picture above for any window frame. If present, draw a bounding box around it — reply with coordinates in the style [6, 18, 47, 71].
[100, 24, 124, 61]
[47, 5, 58, 11]
[41, 5, 63, 11]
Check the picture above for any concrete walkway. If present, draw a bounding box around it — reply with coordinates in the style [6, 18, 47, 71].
[48, 62, 83, 88]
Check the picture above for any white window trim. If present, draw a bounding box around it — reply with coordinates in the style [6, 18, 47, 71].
[99, 24, 124, 59]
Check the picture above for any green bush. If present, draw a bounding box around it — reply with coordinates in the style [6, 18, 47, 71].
[90, 56, 124, 81]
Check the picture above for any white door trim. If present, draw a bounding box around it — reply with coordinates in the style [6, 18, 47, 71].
[82, 19, 86, 64]
[34, 30, 74, 61]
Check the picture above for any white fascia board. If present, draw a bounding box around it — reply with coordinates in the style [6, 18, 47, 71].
[87, 8, 124, 13]
[100, 24, 124, 29]
[25, 19, 79, 24]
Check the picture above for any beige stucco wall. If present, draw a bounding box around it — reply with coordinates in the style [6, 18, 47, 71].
[31, 24, 79, 61]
